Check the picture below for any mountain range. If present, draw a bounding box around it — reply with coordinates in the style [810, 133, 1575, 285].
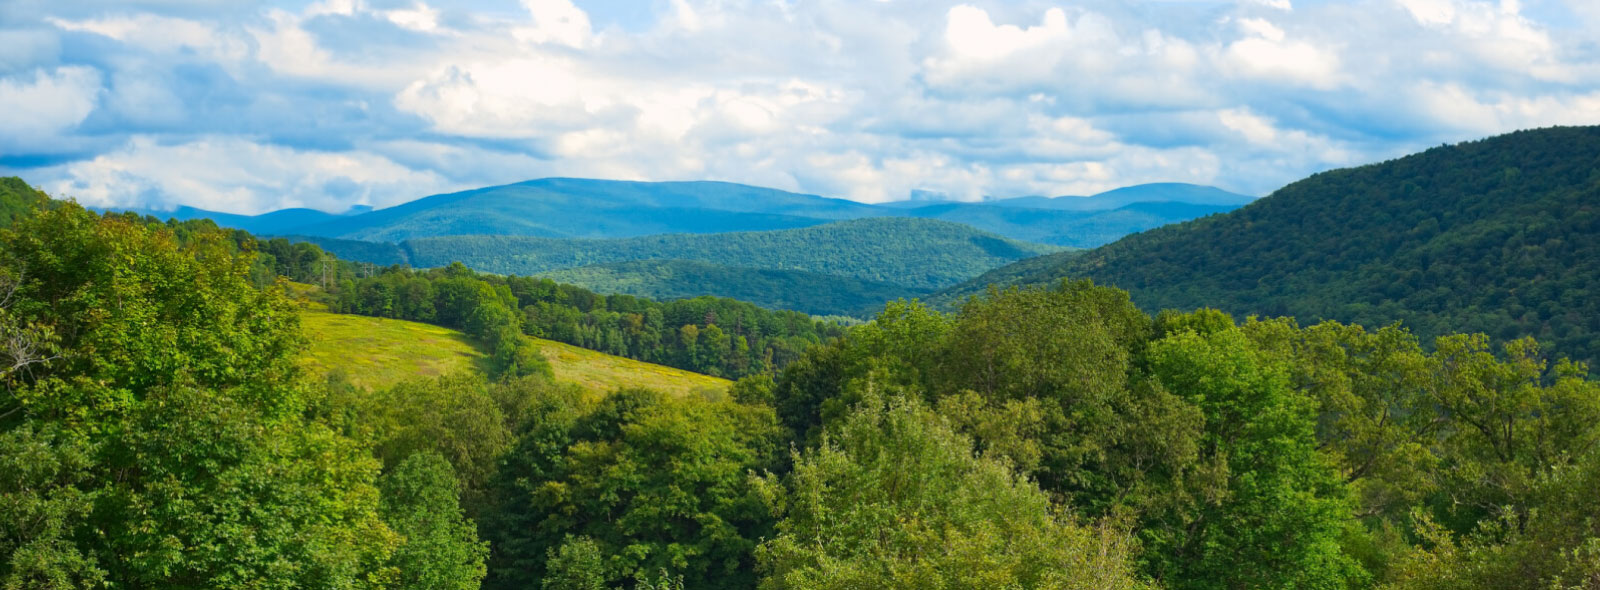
[114, 180, 1252, 248]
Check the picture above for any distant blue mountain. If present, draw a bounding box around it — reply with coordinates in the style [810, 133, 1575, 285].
[104, 205, 346, 235]
[984, 183, 1256, 211]
[134, 178, 1255, 248]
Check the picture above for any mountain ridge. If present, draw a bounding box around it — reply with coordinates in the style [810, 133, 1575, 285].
[934, 125, 1600, 365]
[105, 178, 1254, 248]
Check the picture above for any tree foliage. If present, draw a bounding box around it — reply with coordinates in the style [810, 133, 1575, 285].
[484, 388, 785, 590]
[756, 395, 1147, 590]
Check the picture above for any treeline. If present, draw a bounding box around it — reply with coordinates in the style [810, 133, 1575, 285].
[330, 264, 847, 379]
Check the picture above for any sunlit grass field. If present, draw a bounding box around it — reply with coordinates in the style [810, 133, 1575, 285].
[297, 301, 729, 396]
[523, 337, 730, 397]
[298, 303, 488, 390]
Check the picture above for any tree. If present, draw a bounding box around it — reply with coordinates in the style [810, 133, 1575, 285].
[358, 375, 516, 514]
[380, 453, 489, 590]
[0, 204, 399, 588]
[1142, 323, 1366, 590]
[485, 389, 784, 590]
[756, 395, 1146, 590]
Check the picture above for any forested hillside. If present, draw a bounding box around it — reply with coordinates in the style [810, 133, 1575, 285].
[983, 182, 1256, 210]
[538, 259, 917, 317]
[403, 217, 1064, 291]
[941, 126, 1600, 365]
[895, 200, 1236, 247]
[290, 178, 869, 241]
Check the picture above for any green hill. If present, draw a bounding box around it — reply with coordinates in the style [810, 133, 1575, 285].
[0, 176, 53, 227]
[298, 302, 489, 389]
[405, 217, 1066, 291]
[937, 126, 1600, 365]
[298, 302, 728, 396]
[538, 259, 922, 317]
[291, 178, 869, 241]
[902, 200, 1237, 247]
[982, 182, 1256, 210]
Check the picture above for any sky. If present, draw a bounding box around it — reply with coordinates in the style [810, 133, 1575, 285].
[1, 0, 1598, 214]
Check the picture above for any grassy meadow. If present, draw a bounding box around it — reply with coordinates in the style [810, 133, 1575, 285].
[297, 301, 729, 396]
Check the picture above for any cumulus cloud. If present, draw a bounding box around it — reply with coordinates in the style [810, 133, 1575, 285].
[0, 66, 102, 147]
[42, 136, 453, 213]
[1, 0, 1599, 212]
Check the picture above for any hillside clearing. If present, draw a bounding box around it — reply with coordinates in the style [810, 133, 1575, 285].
[297, 302, 729, 396]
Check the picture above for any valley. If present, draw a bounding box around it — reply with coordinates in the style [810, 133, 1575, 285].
[4, 127, 1598, 590]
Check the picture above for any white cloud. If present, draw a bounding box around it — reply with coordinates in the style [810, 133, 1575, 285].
[1249, 0, 1294, 10]
[0, 66, 101, 142]
[386, 3, 441, 32]
[515, 0, 594, 47]
[3, 0, 1600, 210]
[1221, 18, 1342, 89]
[43, 136, 453, 214]
[48, 14, 248, 60]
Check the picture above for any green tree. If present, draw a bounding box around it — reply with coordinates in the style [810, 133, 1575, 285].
[0, 204, 399, 588]
[1143, 323, 1366, 590]
[543, 536, 609, 590]
[358, 375, 518, 514]
[756, 395, 1146, 590]
[486, 389, 784, 590]
[379, 453, 489, 590]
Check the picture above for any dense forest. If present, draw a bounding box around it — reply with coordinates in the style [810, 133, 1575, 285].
[941, 126, 1600, 366]
[537, 259, 918, 317]
[401, 217, 1062, 291]
[902, 199, 1236, 247]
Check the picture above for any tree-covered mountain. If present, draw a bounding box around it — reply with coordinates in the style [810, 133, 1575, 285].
[288, 179, 875, 242]
[280, 234, 411, 266]
[101, 205, 347, 235]
[901, 200, 1237, 247]
[537, 259, 921, 317]
[402, 217, 1064, 291]
[117, 177, 1250, 248]
[938, 126, 1600, 365]
[983, 182, 1256, 211]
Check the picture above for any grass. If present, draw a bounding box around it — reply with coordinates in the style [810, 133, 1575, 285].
[299, 302, 488, 390]
[524, 338, 731, 397]
[296, 301, 729, 396]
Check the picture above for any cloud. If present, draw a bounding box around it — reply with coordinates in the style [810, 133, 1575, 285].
[2, 0, 1599, 212]
[1220, 17, 1342, 89]
[0, 66, 102, 146]
[42, 135, 453, 214]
